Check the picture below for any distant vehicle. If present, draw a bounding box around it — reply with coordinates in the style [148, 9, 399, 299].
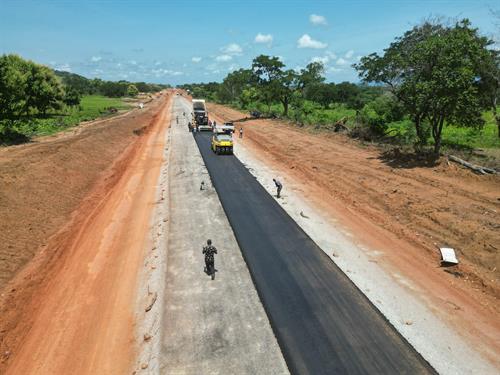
[214, 122, 234, 135]
[250, 110, 261, 118]
[193, 99, 210, 130]
[211, 133, 233, 155]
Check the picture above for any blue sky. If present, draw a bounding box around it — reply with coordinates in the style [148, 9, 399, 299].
[0, 0, 498, 85]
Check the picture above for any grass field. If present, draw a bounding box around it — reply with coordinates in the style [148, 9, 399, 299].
[386, 110, 500, 150]
[31, 95, 131, 136]
[0, 95, 131, 144]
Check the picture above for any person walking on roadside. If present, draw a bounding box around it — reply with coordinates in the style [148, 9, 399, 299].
[273, 178, 282, 198]
[239, 127, 243, 139]
[202, 239, 218, 280]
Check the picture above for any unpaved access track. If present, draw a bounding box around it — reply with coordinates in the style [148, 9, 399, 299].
[0, 93, 171, 373]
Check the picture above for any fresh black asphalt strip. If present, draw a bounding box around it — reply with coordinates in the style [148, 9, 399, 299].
[194, 132, 436, 375]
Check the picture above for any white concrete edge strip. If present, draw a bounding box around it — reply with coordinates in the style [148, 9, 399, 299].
[233, 143, 498, 375]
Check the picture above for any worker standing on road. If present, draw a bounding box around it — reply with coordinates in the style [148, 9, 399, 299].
[273, 178, 283, 198]
[239, 127, 243, 139]
[202, 239, 218, 280]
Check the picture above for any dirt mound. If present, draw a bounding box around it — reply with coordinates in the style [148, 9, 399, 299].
[208, 103, 500, 301]
[0, 93, 169, 372]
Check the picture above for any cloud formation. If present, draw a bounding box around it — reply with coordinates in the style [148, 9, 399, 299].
[310, 56, 329, 65]
[192, 56, 202, 63]
[336, 57, 348, 66]
[297, 34, 327, 49]
[221, 43, 242, 55]
[345, 50, 354, 59]
[309, 14, 327, 26]
[215, 54, 232, 62]
[91, 56, 102, 62]
[255, 33, 273, 45]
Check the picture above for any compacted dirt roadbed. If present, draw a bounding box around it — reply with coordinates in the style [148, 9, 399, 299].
[0, 93, 171, 373]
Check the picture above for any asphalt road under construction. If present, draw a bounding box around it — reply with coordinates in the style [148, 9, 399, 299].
[193, 131, 436, 375]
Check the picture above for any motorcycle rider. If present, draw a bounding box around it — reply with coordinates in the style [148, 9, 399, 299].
[202, 239, 218, 279]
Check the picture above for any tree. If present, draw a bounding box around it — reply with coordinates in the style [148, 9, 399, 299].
[478, 49, 500, 137]
[251, 55, 298, 115]
[127, 84, 139, 97]
[63, 87, 81, 108]
[100, 81, 128, 97]
[298, 62, 325, 91]
[25, 63, 63, 115]
[0, 54, 28, 120]
[355, 19, 494, 155]
[218, 69, 253, 104]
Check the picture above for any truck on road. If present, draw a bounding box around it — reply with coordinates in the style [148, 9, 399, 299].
[192, 99, 210, 130]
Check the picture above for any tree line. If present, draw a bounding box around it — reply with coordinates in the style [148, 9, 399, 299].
[0, 54, 169, 122]
[179, 19, 499, 155]
[55, 70, 169, 98]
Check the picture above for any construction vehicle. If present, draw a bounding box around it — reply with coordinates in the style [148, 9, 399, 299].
[192, 99, 210, 130]
[211, 133, 233, 155]
[214, 122, 234, 135]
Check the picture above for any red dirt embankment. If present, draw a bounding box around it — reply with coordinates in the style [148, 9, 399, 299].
[208, 103, 499, 302]
[0, 92, 171, 373]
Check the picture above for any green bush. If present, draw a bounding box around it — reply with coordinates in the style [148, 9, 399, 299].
[359, 94, 404, 135]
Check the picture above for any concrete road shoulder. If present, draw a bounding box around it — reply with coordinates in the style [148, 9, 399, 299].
[159, 97, 289, 375]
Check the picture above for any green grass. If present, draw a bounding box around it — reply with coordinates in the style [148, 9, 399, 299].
[32, 95, 130, 136]
[0, 95, 131, 143]
[384, 110, 499, 150]
[228, 99, 499, 151]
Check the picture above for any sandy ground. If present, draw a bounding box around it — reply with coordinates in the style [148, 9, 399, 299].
[156, 97, 288, 374]
[0, 92, 171, 373]
[208, 104, 500, 373]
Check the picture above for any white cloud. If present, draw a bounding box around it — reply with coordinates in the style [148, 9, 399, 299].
[345, 50, 354, 59]
[336, 57, 348, 66]
[129, 60, 137, 65]
[152, 68, 184, 77]
[91, 56, 102, 62]
[328, 66, 342, 73]
[55, 63, 71, 72]
[297, 34, 327, 49]
[192, 56, 202, 63]
[206, 64, 221, 73]
[255, 33, 273, 45]
[216, 54, 232, 62]
[154, 61, 162, 66]
[310, 56, 329, 65]
[309, 14, 327, 26]
[221, 43, 242, 55]
[326, 51, 337, 59]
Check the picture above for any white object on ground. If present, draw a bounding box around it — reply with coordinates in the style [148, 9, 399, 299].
[439, 247, 459, 264]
